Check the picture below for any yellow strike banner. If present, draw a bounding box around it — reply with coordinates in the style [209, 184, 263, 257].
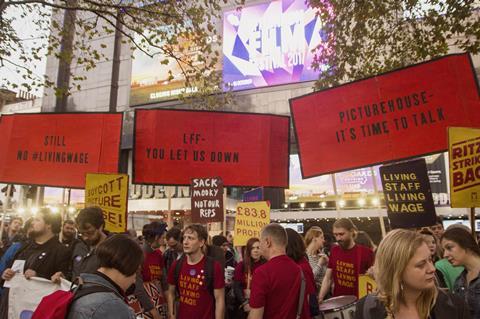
[358, 275, 377, 298]
[234, 201, 270, 247]
[85, 173, 129, 233]
[448, 127, 480, 208]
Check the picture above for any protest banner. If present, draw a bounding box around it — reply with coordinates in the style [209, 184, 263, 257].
[8, 275, 70, 319]
[133, 109, 290, 187]
[85, 173, 128, 233]
[0, 113, 122, 188]
[358, 275, 377, 299]
[234, 201, 270, 246]
[380, 159, 436, 228]
[449, 127, 480, 208]
[191, 177, 224, 223]
[290, 53, 480, 177]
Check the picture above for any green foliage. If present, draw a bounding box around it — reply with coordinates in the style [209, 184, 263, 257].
[309, 0, 480, 90]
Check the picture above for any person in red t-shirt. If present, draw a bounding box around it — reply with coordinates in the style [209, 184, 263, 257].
[233, 237, 266, 319]
[249, 223, 310, 319]
[166, 224, 225, 319]
[142, 221, 169, 319]
[319, 218, 374, 301]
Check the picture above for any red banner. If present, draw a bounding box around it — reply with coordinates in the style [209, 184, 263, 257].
[290, 53, 480, 178]
[0, 113, 123, 188]
[133, 109, 290, 187]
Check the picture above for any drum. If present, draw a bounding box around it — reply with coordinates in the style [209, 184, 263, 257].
[319, 295, 357, 319]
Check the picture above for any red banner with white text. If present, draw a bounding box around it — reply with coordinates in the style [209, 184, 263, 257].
[133, 109, 290, 187]
[290, 53, 480, 178]
[0, 113, 122, 188]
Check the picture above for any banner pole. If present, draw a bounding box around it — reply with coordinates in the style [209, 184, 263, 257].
[0, 185, 12, 243]
[370, 167, 386, 238]
[223, 190, 227, 236]
[470, 207, 476, 237]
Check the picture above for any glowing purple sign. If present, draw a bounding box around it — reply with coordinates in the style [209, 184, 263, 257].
[222, 0, 326, 90]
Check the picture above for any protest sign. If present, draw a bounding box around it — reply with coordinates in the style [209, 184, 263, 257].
[0, 113, 122, 188]
[380, 159, 436, 228]
[290, 53, 480, 177]
[191, 177, 224, 223]
[85, 173, 128, 233]
[234, 201, 270, 246]
[133, 109, 289, 187]
[449, 127, 480, 208]
[358, 275, 377, 299]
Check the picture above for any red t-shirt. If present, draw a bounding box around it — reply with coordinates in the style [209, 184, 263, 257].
[250, 255, 310, 319]
[167, 255, 224, 319]
[298, 257, 316, 295]
[327, 244, 374, 298]
[233, 260, 264, 289]
[142, 249, 164, 282]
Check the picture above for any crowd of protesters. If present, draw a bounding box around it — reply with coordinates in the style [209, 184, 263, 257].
[0, 208, 478, 319]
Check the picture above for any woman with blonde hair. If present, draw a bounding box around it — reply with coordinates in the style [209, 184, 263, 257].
[355, 229, 469, 319]
[304, 226, 328, 293]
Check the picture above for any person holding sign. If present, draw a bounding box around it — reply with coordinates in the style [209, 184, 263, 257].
[319, 219, 374, 301]
[354, 229, 469, 319]
[233, 238, 265, 319]
[442, 227, 480, 319]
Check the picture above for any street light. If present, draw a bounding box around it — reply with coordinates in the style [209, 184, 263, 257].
[31, 207, 39, 215]
[68, 206, 76, 214]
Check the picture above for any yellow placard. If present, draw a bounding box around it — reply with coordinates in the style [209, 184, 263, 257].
[234, 201, 270, 246]
[85, 173, 129, 233]
[358, 275, 377, 298]
[448, 127, 480, 208]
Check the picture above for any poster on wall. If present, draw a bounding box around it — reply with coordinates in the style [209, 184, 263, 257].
[0, 113, 123, 188]
[130, 31, 222, 106]
[290, 53, 480, 178]
[223, 0, 325, 91]
[335, 166, 382, 194]
[380, 159, 437, 229]
[133, 109, 290, 187]
[425, 153, 450, 206]
[448, 127, 480, 208]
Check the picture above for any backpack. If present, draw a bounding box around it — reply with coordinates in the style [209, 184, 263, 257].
[31, 281, 118, 319]
[173, 254, 215, 297]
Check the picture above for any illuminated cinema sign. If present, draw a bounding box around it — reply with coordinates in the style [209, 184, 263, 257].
[222, 0, 325, 90]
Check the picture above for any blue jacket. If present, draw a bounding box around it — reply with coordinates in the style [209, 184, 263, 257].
[0, 242, 22, 296]
[67, 272, 135, 319]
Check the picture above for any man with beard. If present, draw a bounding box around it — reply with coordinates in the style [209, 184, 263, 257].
[60, 219, 79, 249]
[67, 206, 161, 319]
[318, 218, 374, 301]
[0, 208, 70, 318]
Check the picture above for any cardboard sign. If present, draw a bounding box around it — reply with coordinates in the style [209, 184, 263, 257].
[358, 275, 377, 298]
[191, 177, 224, 223]
[0, 113, 122, 188]
[380, 159, 436, 228]
[133, 109, 290, 187]
[85, 173, 128, 233]
[234, 201, 270, 246]
[290, 53, 480, 177]
[449, 127, 480, 208]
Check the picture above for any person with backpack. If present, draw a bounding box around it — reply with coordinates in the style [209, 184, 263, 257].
[166, 224, 225, 319]
[67, 234, 144, 319]
[248, 223, 310, 319]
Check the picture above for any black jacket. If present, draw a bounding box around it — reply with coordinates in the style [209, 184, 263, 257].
[355, 290, 471, 319]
